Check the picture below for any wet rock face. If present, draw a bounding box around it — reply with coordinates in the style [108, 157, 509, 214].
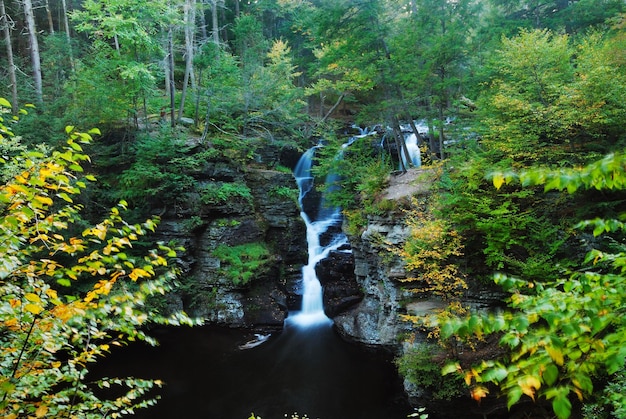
[156, 162, 306, 329]
[316, 247, 362, 317]
[333, 214, 415, 347]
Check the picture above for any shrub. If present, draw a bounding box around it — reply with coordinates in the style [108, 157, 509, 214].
[212, 242, 271, 286]
[200, 182, 253, 206]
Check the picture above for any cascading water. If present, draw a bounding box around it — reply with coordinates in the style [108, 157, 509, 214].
[97, 132, 413, 419]
[400, 120, 428, 170]
[289, 146, 348, 327]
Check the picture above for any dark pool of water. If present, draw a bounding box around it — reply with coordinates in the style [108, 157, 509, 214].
[95, 321, 413, 419]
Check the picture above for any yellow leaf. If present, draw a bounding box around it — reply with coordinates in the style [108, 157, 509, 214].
[45, 289, 58, 299]
[51, 361, 61, 368]
[546, 346, 564, 366]
[34, 195, 53, 206]
[129, 268, 148, 281]
[25, 293, 41, 303]
[519, 375, 541, 400]
[25, 303, 44, 315]
[493, 173, 505, 190]
[35, 405, 49, 418]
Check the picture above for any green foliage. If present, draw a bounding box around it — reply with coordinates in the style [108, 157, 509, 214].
[182, 215, 204, 232]
[438, 146, 574, 282]
[68, 0, 176, 125]
[396, 345, 466, 401]
[115, 129, 197, 208]
[479, 29, 626, 165]
[312, 134, 393, 222]
[212, 242, 271, 286]
[0, 105, 199, 417]
[438, 153, 626, 419]
[200, 182, 253, 206]
[582, 367, 626, 419]
[268, 186, 298, 205]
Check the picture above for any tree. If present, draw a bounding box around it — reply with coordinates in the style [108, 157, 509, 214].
[0, 0, 17, 113]
[478, 29, 626, 166]
[177, 0, 197, 121]
[71, 0, 177, 125]
[438, 154, 626, 419]
[399, 0, 477, 159]
[22, 0, 43, 105]
[0, 101, 198, 417]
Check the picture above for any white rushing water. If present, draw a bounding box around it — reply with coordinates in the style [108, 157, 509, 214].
[289, 146, 348, 327]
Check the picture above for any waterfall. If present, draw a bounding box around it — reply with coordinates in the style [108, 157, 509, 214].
[401, 133, 421, 168]
[289, 146, 348, 328]
[399, 120, 428, 170]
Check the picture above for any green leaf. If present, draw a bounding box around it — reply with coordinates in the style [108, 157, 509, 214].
[57, 193, 74, 203]
[507, 387, 523, 410]
[543, 364, 559, 386]
[442, 362, 460, 376]
[552, 391, 572, 419]
[57, 278, 71, 287]
[0, 97, 11, 108]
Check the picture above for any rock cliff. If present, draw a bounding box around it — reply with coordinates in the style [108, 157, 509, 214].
[155, 146, 308, 331]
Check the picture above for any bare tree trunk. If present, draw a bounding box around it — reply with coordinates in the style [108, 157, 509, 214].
[0, 0, 18, 113]
[60, 0, 75, 73]
[23, 0, 43, 105]
[219, 0, 227, 43]
[405, 115, 424, 146]
[392, 115, 413, 171]
[178, 0, 196, 121]
[168, 27, 176, 127]
[198, 0, 208, 40]
[234, 0, 240, 18]
[427, 119, 438, 160]
[211, 0, 219, 44]
[44, 0, 54, 33]
[320, 92, 345, 124]
[438, 103, 445, 159]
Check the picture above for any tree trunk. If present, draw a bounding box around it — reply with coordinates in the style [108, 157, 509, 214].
[0, 0, 18, 113]
[23, 0, 43, 105]
[392, 115, 413, 171]
[427, 119, 438, 161]
[198, 0, 208, 40]
[406, 115, 425, 147]
[320, 92, 345, 124]
[168, 27, 176, 127]
[178, 0, 196, 121]
[438, 102, 445, 159]
[219, 1, 227, 43]
[234, 0, 240, 18]
[211, 0, 219, 44]
[44, 0, 54, 33]
[60, 0, 75, 73]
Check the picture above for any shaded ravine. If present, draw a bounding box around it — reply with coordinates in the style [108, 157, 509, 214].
[93, 143, 413, 418]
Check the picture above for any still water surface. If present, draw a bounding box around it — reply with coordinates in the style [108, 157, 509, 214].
[98, 321, 412, 419]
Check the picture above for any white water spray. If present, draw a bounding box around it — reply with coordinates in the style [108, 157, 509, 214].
[289, 147, 349, 327]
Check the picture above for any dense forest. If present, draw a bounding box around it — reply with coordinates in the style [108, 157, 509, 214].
[1, 0, 626, 418]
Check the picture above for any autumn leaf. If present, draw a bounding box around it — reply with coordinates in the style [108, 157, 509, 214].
[519, 375, 541, 400]
[471, 385, 489, 402]
[35, 404, 49, 417]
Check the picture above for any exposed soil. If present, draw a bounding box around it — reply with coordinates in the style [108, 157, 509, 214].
[382, 167, 436, 201]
